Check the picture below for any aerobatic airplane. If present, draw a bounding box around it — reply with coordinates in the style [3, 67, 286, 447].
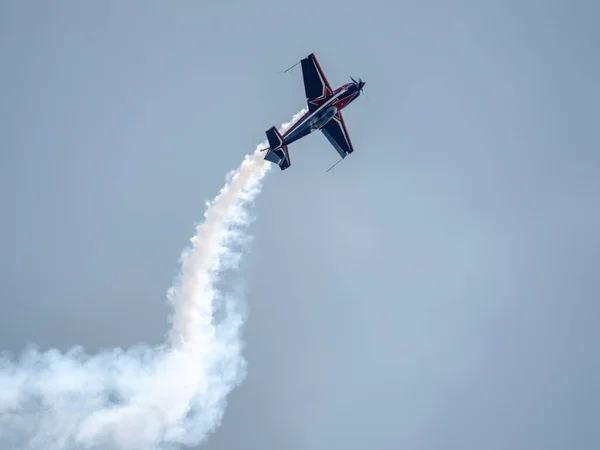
[261, 53, 365, 171]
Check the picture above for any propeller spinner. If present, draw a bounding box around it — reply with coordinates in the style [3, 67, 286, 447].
[351, 76, 366, 91]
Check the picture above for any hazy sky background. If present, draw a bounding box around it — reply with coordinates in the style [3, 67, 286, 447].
[1, 1, 599, 449]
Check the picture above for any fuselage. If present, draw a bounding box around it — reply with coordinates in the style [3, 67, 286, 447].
[283, 82, 362, 145]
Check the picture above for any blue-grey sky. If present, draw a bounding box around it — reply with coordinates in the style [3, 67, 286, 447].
[1, 1, 599, 449]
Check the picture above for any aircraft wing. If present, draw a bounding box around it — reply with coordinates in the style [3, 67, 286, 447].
[321, 111, 355, 158]
[301, 53, 333, 110]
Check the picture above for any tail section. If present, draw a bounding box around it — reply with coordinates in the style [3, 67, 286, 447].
[263, 126, 291, 170]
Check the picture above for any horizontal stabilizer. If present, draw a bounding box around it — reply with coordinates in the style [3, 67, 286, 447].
[263, 126, 291, 170]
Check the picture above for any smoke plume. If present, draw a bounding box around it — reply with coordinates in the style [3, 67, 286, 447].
[0, 109, 307, 450]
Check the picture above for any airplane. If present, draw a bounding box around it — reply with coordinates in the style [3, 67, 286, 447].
[261, 53, 365, 171]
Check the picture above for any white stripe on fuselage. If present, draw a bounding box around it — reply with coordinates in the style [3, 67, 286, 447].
[286, 87, 347, 137]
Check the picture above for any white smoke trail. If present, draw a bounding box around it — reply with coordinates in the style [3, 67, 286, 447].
[0, 109, 307, 450]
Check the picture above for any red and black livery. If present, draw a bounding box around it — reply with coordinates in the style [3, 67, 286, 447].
[262, 53, 365, 171]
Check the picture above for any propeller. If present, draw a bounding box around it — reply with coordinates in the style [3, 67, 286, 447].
[350, 76, 366, 92]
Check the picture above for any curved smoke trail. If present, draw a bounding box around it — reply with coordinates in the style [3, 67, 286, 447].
[0, 109, 307, 450]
